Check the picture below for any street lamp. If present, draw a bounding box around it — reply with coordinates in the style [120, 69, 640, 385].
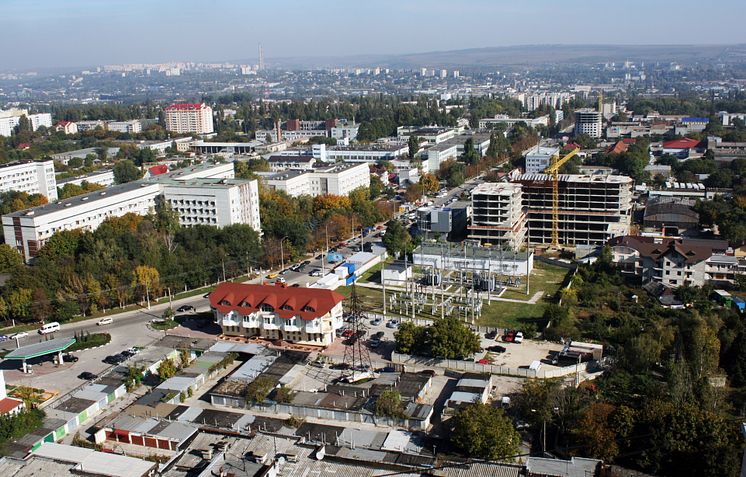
[280, 236, 288, 271]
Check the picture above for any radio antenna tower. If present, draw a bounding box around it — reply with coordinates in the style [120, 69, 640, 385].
[258, 43, 265, 71]
[342, 283, 372, 381]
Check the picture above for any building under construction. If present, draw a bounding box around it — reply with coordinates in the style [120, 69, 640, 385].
[516, 173, 633, 246]
[469, 173, 633, 248]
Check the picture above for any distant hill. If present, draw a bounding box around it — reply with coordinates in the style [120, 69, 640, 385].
[266, 44, 746, 70]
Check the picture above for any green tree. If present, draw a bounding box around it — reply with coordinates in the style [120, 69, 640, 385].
[369, 174, 384, 199]
[157, 358, 177, 380]
[429, 316, 481, 359]
[7, 288, 33, 323]
[461, 137, 479, 165]
[132, 265, 159, 305]
[374, 389, 405, 418]
[245, 376, 275, 403]
[450, 404, 520, 460]
[381, 219, 413, 258]
[0, 244, 23, 273]
[394, 321, 420, 354]
[113, 159, 143, 184]
[273, 386, 295, 404]
[408, 135, 419, 159]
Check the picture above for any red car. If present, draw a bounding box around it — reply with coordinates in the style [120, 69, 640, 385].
[342, 329, 355, 338]
[503, 330, 515, 342]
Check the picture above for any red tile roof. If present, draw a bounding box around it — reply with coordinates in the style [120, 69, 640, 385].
[148, 164, 169, 176]
[0, 398, 23, 414]
[54, 120, 73, 127]
[209, 282, 344, 321]
[563, 142, 581, 150]
[607, 141, 630, 154]
[165, 103, 205, 111]
[662, 138, 700, 150]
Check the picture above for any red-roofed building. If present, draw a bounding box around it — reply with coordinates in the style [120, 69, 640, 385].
[147, 164, 169, 177]
[53, 120, 78, 135]
[562, 142, 581, 151]
[0, 397, 24, 416]
[209, 282, 345, 345]
[0, 371, 23, 416]
[164, 103, 214, 135]
[606, 141, 630, 155]
[16, 143, 30, 150]
[662, 137, 701, 158]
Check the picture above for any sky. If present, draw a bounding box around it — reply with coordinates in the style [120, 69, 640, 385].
[2, 0, 746, 70]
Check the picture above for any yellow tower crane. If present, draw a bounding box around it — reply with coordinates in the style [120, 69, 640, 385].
[543, 148, 581, 248]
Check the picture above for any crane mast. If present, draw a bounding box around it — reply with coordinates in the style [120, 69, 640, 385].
[543, 148, 581, 248]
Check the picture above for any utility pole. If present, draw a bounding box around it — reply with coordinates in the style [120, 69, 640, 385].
[322, 225, 328, 275]
[280, 237, 286, 271]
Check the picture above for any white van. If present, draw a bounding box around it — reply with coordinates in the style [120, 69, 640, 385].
[38, 322, 60, 334]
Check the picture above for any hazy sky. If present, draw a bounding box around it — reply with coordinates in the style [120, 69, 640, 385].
[3, 0, 746, 70]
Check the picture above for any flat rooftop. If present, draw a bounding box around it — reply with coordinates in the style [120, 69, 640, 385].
[517, 173, 633, 184]
[4, 181, 160, 219]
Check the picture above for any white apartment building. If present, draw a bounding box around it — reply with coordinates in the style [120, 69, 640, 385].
[107, 120, 142, 134]
[575, 109, 603, 138]
[262, 162, 370, 197]
[162, 178, 261, 233]
[468, 182, 527, 250]
[478, 114, 550, 130]
[28, 113, 52, 131]
[3, 162, 257, 261]
[56, 169, 116, 189]
[210, 282, 345, 346]
[330, 124, 359, 141]
[525, 145, 560, 174]
[164, 103, 214, 134]
[0, 160, 57, 201]
[75, 120, 107, 132]
[325, 143, 409, 163]
[0, 109, 52, 137]
[4, 181, 162, 260]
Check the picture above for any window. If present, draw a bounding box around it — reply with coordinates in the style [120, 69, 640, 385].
[261, 304, 274, 312]
[263, 316, 273, 325]
[285, 318, 295, 327]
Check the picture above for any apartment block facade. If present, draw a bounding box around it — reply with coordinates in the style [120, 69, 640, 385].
[575, 109, 603, 138]
[164, 103, 214, 134]
[0, 160, 57, 201]
[210, 282, 345, 345]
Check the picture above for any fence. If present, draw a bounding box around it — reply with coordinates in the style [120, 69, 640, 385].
[390, 351, 590, 380]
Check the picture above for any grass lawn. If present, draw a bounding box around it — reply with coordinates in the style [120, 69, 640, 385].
[499, 262, 571, 301]
[477, 300, 547, 329]
[67, 333, 111, 352]
[150, 319, 179, 331]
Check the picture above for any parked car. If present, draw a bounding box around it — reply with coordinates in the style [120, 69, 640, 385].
[485, 330, 497, 340]
[177, 305, 195, 313]
[0, 335, 8, 342]
[267, 272, 278, 279]
[370, 317, 382, 326]
[126, 347, 140, 355]
[386, 320, 400, 329]
[503, 330, 515, 342]
[418, 369, 437, 377]
[78, 372, 97, 381]
[97, 317, 113, 326]
[63, 354, 79, 363]
[342, 329, 355, 338]
[368, 338, 381, 348]
[103, 354, 127, 365]
[487, 345, 507, 353]
[10, 332, 28, 340]
[373, 331, 385, 340]
[514, 331, 524, 344]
